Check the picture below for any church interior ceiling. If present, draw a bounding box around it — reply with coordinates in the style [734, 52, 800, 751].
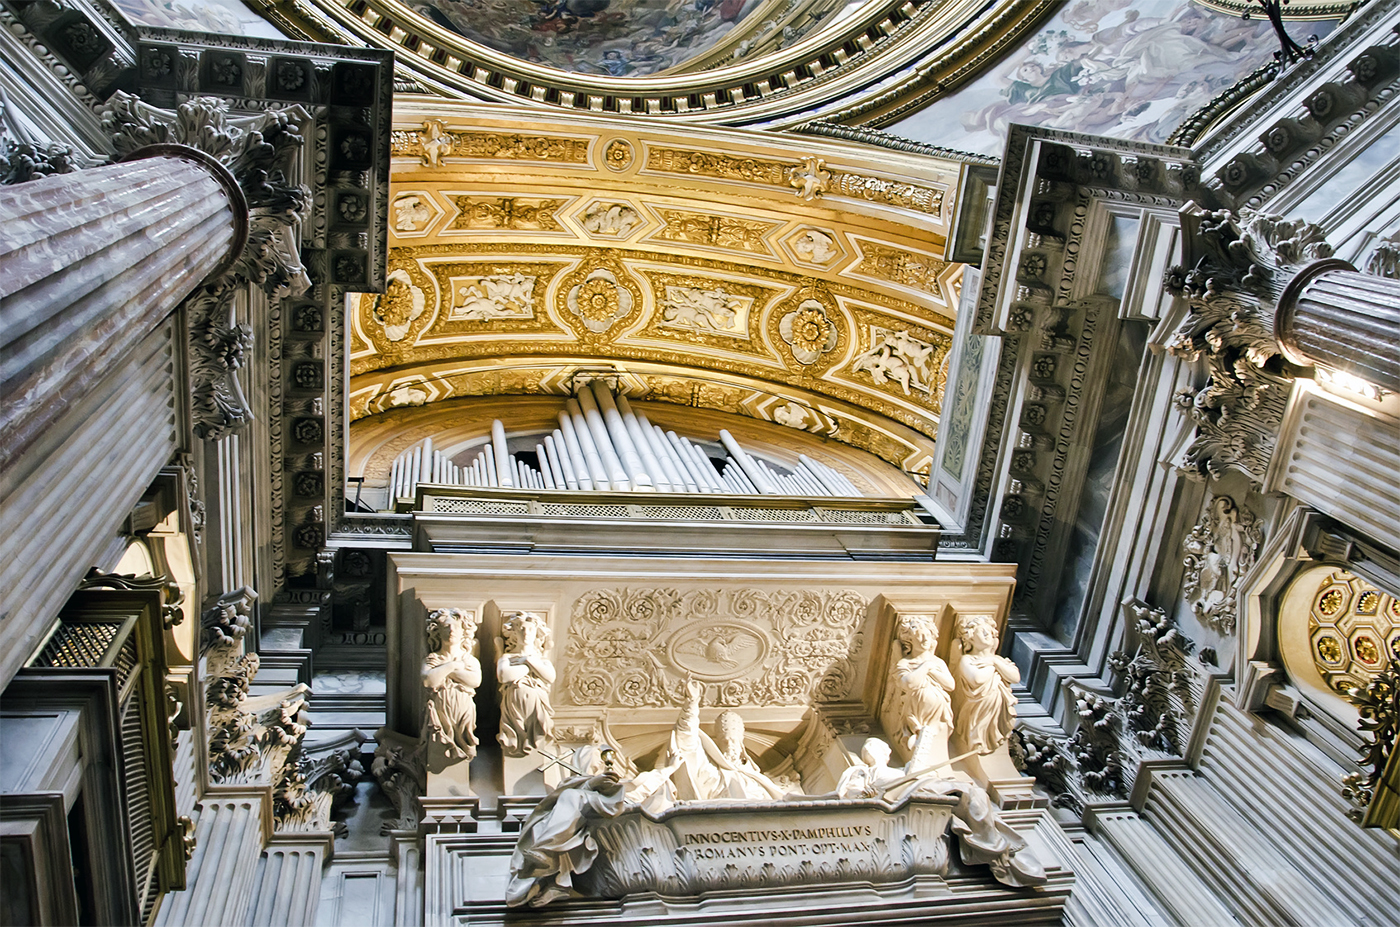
[349, 102, 973, 481]
[258, 0, 1061, 126]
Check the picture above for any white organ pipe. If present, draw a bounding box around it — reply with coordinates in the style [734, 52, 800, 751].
[792, 465, 829, 497]
[587, 382, 651, 490]
[541, 439, 566, 490]
[612, 393, 670, 491]
[719, 429, 777, 494]
[683, 438, 726, 492]
[724, 460, 759, 494]
[491, 420, 514, 487]
[408, 445, 422, 498]
[557, 411, 600, 491]
[484, 444, 498, 487]
[552, 436, 574, 489]
[663, 429, 710, 493]
[389, 458, 401, 500]
[797, 455, 844, 496]
[536, 444, 557, 489]
[631, 408, 689, 492]
[571, 395, 628, 490]
[657, 426, 703, 492]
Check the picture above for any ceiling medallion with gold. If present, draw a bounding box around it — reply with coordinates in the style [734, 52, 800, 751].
[559, 254, 642, 338]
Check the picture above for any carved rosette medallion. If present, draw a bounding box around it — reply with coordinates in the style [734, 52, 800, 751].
[563, 587, 868, 709]
[776, 297, 841, 367]
[559, 256, 640, 337]
[603, 138, 634, 172]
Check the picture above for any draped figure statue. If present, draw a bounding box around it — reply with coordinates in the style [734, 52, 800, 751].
[882, 612, 956, 770]
[496, 611, 557, 756]
[952, 613, 1020, 755]
[422, 608, 482, 763]
[836, 737, 1047, 888]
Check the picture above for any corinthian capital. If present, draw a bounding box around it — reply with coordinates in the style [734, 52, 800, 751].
[101, 92, 313, 439]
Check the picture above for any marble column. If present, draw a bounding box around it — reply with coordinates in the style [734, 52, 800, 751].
[0, 147, 245, 471]
[1276, 259, 1400, 393]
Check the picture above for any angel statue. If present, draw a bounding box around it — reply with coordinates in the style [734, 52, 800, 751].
[497, 611, 557, 757]
[952, 614, 1020, 755]
[422, 608, 482, 764]
[882, 613, 957, 771]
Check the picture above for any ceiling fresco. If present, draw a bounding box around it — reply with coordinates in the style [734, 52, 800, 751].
[351, 102, 976, 479]
[402, 0, 851, 76]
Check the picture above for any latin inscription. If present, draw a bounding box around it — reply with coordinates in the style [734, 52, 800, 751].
[681, 825, 874, 863]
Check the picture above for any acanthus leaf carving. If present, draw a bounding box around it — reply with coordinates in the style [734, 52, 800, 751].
[371, 726, 427, 833]
[101, 92, 313, 441]
[1012, 599, 1205, 809]
[274, 730, 367, 835]
[1162, 205, 1334, 485]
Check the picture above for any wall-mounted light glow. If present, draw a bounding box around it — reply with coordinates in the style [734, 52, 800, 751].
[1315, 366, 1387, 403]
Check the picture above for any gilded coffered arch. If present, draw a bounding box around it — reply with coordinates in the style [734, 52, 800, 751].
[348, 102, 978, 489]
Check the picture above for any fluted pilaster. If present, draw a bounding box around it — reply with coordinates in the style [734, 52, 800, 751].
[1277, 260, 1400, 393]
[0, 149, 242, 470]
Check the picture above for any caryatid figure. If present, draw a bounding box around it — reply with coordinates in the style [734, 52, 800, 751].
[952, 614, 1020, 755]
[883, 613, 956, 770]
[497, 611, 557, 756]
[423, 608, 483, 762]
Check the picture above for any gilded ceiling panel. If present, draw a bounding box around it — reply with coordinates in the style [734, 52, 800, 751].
[352, 104, 974, 480]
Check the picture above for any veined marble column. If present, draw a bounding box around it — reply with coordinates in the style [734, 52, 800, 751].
[0, 147, 244, 471]
[1276, 259, 1400, 393]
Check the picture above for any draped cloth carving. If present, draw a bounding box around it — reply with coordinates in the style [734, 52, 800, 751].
[423, 608, 482, 764]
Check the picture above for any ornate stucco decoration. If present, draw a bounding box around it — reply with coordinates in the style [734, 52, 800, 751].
[1012, 599, 1206, 811]
[202, 588, 308, 784]
[852, 328, 940, 397]
[272, 0, 1056, 129]
[1341, 638, 1399, 826]
[1182, 494, 1264, 635]
[102, 93, 312, 440]
[778, 297, 841, 366]
[562, 587, 868, 710]
[1164, 205, 1333, 484]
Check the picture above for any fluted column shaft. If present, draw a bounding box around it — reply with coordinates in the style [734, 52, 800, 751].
[0, 150, 243, 471]
[1277, 261, 1400, 393]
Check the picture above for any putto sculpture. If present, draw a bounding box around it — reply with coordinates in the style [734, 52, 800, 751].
[953, 613, 1021, 754]
[496, 611, 557, 757]
[423, 608, 482, 764]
